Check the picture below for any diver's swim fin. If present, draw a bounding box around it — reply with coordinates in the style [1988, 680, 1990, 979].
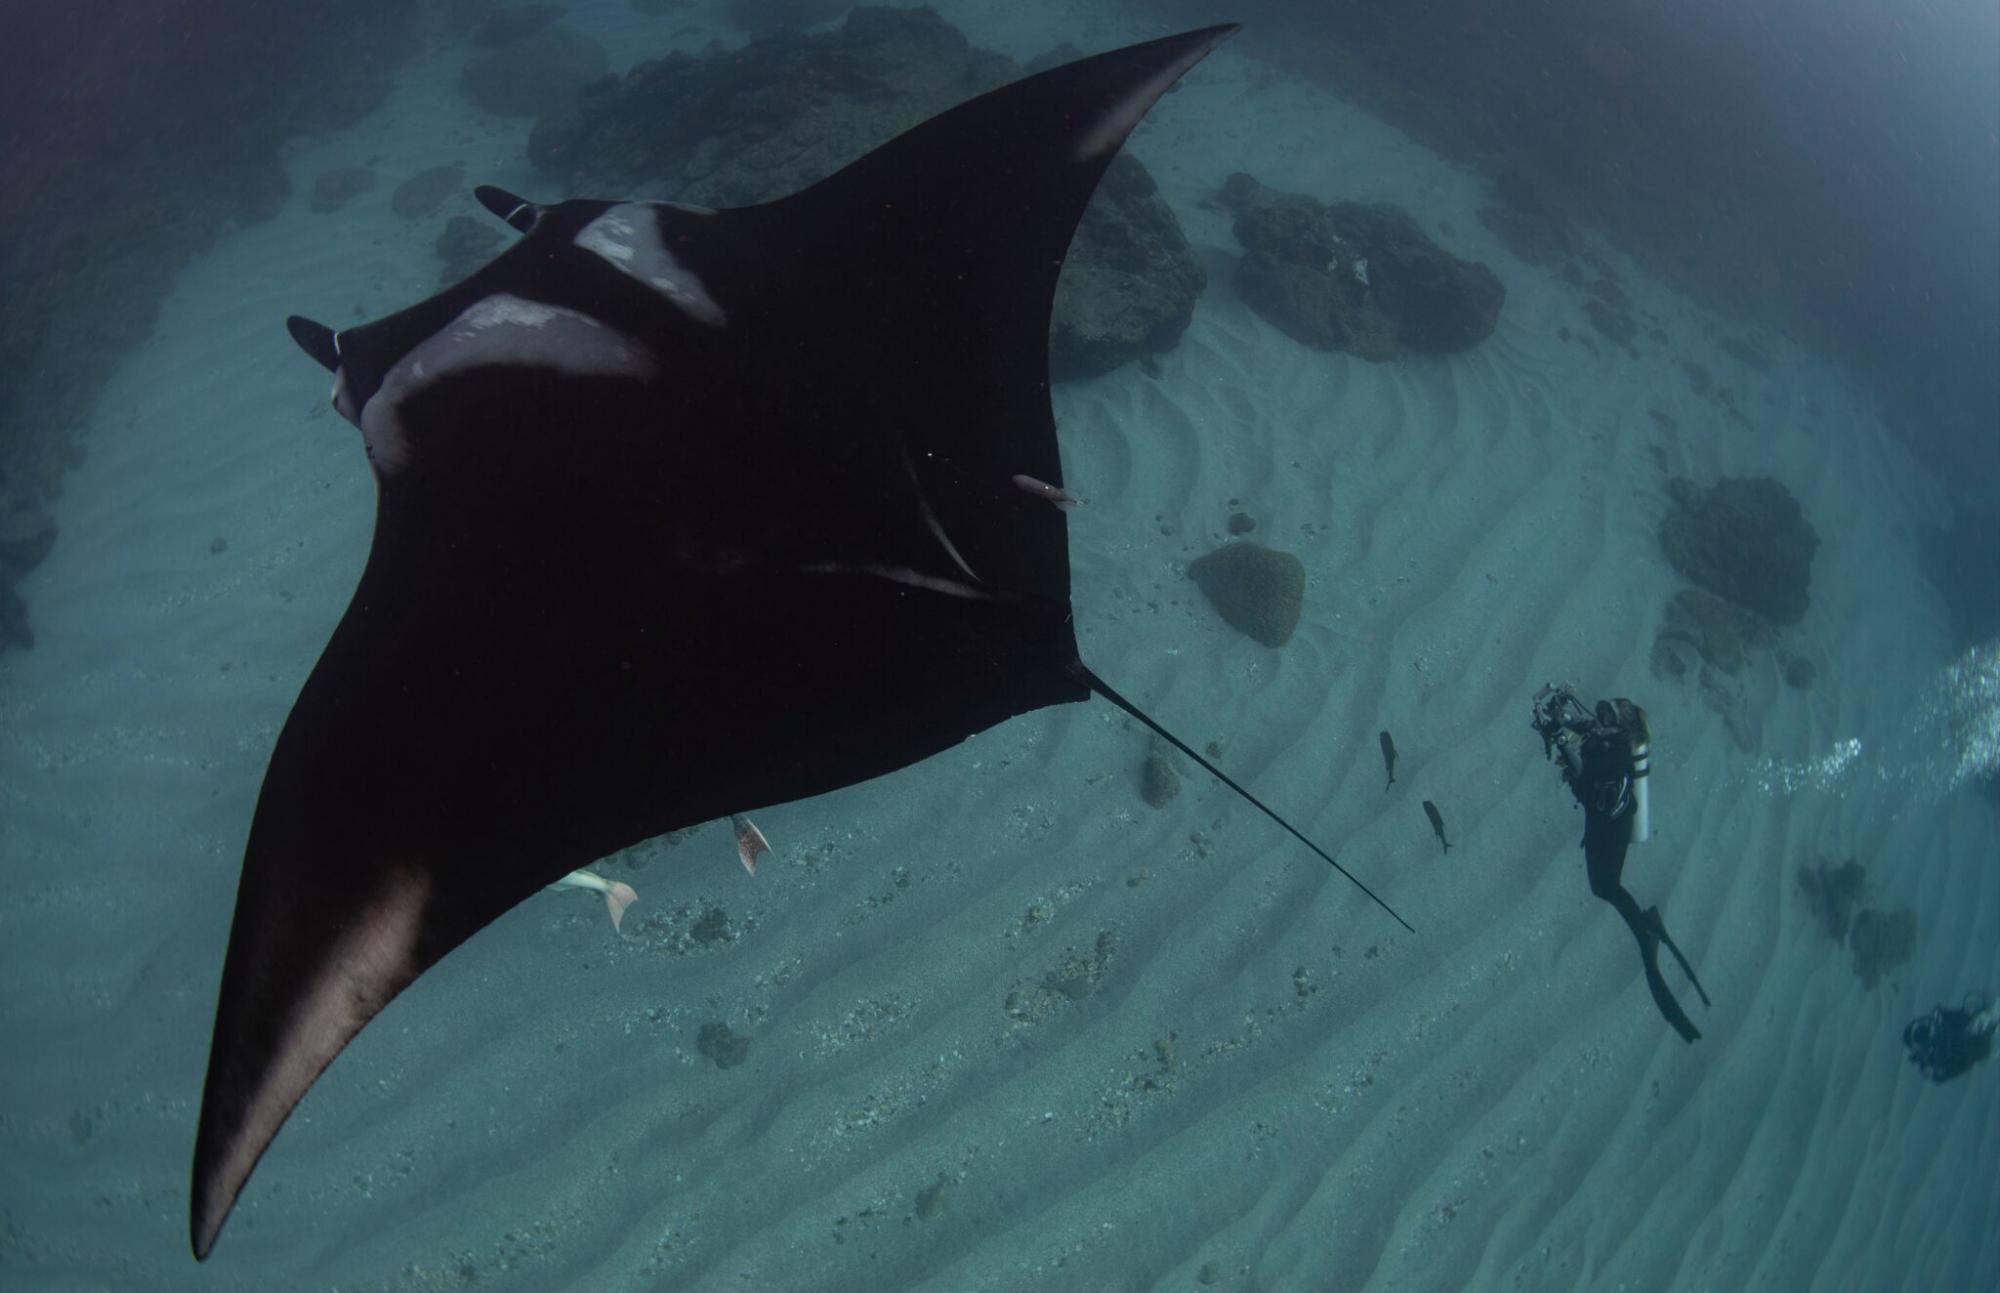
[1642, 954, 1701, 1044]
[1638, 907, 1706, 1043]
[1647, 906, 1711, 1007]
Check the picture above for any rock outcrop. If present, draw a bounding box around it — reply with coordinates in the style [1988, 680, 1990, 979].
[1218, 172, 1503, 359]
[1658, 474, 1818, 625]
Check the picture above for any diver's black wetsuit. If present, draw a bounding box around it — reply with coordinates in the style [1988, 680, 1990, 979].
[1903, 995, 1996, 1083]
[1535, 688, 1710, 1044]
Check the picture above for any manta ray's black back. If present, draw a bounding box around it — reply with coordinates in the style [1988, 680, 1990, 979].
[191, 26, 1240, 1259]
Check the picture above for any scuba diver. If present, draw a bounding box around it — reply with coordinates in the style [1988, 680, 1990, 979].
[1903, 993, 1998, 1083]
[1532, 683, 1712, 1043]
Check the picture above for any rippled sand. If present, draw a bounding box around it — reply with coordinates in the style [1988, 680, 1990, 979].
[1, 4, 1994, 1290]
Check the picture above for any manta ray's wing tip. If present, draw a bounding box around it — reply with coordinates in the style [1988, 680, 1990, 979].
[285, 315, 338, 372]
[1147, 23, 1241, 75]
[191, 1183, 225, 1261]
[191, 855, 436, 1259]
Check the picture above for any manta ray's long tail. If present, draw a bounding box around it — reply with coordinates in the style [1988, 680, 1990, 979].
[1077, 665, 1414, 933]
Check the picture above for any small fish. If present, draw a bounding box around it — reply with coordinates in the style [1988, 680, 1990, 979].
[731, 814, 771, 875]
[1379, 730, 1397, 790]
[1423, 800, 1451, 854]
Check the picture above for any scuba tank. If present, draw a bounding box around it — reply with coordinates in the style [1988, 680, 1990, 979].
[1626, 702, 1651, 843]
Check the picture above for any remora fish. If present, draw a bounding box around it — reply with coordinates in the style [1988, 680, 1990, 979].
[1379, 730, 1396, 790]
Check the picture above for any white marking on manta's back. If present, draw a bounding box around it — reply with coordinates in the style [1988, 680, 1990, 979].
[356, 294, 653, 476]
[575, 203, 727, 327]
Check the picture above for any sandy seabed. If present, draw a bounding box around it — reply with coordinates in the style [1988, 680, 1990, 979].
[2, 2, 1995, 1290]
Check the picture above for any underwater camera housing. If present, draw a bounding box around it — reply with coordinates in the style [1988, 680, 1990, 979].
[1531, 682, 1594, 776]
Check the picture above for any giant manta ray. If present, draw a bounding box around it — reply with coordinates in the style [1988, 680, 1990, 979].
[191, 25, 1407, 1258]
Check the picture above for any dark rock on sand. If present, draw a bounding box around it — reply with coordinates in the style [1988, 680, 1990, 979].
[1659, 475, 1819, 625]
[309, 165, 376, 213]
[0, 485, 54, 654]
[0, 586, 30, 653]
[1188, 541, 1305, 648]
[1218, 173, 1503, 360]
[528, 7, 1015, 203]
[1004, 932, 1117, 1025]
[461, 23, 608, 119]
[1796, 856, 1916, 989]
[1588, 273, 1631, 312]
[727, 0, 850, 29]
[696, 1021, 751, 1069]
[1650, 587, 1773, 751]
[473, 3, 564, 46]
[1140, 740, 1182, 808]
[528, 6, 1202, 379]
[0, 492, 58, 579]
[1655, 587, 1771, 677]
[1584, 298, 1637, 352]
[1850, 907, 1916, 990]
[391, 164, 464, 220]
[1050, 152, 1206, 379]
[1797, 858, 1866, 944]
[1718, 335, 1775, 375]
